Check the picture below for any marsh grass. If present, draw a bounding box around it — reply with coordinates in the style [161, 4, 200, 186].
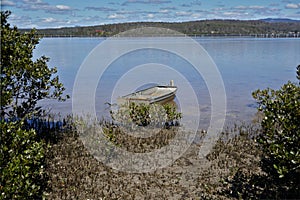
[101, 120, 178, 153]
[40, 118, 275, 199]
[35, 113, 298, 199]
[110, 102, 182, 128]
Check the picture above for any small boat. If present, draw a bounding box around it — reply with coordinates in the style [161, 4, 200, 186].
[117, 81, 177, 105]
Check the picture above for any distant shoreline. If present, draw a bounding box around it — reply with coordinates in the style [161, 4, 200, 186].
[20, 19, 300, 38]
[35, 34, 300, 38]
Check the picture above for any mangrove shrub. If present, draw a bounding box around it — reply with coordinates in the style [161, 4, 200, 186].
[252, 66, 300, 178]
[1, 11, 69, 119]
[0, 120, 46, 199]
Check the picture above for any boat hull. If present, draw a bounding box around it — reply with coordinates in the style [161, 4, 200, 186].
[117, 85, 177, 105]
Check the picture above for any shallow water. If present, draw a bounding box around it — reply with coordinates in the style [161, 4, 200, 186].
[34, 37, 300, 128]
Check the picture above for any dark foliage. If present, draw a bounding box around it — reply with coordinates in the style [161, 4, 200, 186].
[0, 120, 47, 199]
[252, 67, 300, 179]
[1, 11, 69, 119]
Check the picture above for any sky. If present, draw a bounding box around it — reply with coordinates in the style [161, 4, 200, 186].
[1, 0, 300, 28]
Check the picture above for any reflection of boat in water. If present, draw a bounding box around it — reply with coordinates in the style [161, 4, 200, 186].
[117, 81, 177, 105]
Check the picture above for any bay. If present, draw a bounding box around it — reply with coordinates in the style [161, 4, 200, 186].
[33, 37, 300, 128]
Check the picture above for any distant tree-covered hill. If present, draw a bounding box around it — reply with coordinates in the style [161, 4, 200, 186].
[21, 19, 300, 37]
[260, 18, 300, 23]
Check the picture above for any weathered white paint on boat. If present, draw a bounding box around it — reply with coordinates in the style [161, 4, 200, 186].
[117, 85, 177, 105]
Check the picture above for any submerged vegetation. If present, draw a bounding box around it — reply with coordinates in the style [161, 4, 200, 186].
[1, 10, 299, 199]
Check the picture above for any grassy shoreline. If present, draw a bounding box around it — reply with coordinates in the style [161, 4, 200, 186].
[42, 120, 298, 199]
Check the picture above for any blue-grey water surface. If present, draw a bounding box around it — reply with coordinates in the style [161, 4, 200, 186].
[34, 37, 300, 128]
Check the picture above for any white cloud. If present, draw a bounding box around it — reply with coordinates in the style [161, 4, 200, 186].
[234, 5, 247, 10]
[147, 14, 154, 18]
[1, 0, 16, 6]
[16, 0, 74, 15]
[107, 13, 126, 19]
[249, 5, 264, 10]
[35, 17, 82, 28]
[159, 9, 169, 13]
[122, 0, 171, 6]
[3, 13, 36, 28]
[23, 0, 45, 4]
[230, 4, 283, 18]
[116, 10, 140, 14]
[6, 0, 300, 29]
[213, 7, 225, 11]
[56, 5, 72, 10]
[175, 11, 191, 16]
[42, 17, 57, 23]
[285, 3, 300, 9]
[223, 12, 238, 16]
[234, 5, 265, 10]
[191, 13, 202, 18]
[85, 6, 116, 12]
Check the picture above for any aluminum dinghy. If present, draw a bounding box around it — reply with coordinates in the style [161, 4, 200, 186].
[117, 82, 177, 105]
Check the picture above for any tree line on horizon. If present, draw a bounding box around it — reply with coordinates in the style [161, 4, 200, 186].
[21, 19, 300, 37]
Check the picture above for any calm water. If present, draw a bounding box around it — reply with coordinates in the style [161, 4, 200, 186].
[34, 37, 300, 128]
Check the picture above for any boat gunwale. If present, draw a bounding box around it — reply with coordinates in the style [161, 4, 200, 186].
[118, 85, 177, 104]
